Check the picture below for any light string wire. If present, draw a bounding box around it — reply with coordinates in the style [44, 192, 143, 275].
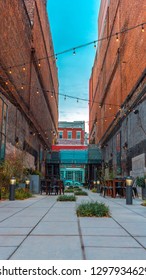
[1, 76, 121, 108]
[0, 22, 145, 71]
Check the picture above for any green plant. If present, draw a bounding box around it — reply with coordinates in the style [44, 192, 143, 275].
[64, 188, 74, 193]
[74, 190, 88, 196]
[141, 200, 146, 206]
[91, 187, 97, 193]
[76, 201, 110, 217]
[57, 195, 76, 201]
[0, 153, 27, 193]
[15, 188, 32, 200]
[136, 176, 145, 188]
[73, 187, 82, 191]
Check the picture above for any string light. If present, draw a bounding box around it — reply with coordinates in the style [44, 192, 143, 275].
[64, 95, 66, 100]
[38, 60, 41, 67]
[94, 41, 96, 48]
[36, 88, 39, 94]
[116, 33, 119, 42]
[73, 48, 76, 55]
[9, 67, 12, 74]
[51, 92, 54, 98]
[109, 105, 112, 110]
[5, 81, 8, 85]
[77, 98, 79, 102]
[21, 83, 24, 90]
[22, 64, 26, 71]
[2, 22, 145, 71]
[141, 24, 144, 32]
[55, 55, 58, 61]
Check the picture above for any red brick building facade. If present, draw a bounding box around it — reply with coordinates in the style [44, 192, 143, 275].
[58, 121, 85, 145]
[89, 0, 146, 176]
[0, 0, 58, 173]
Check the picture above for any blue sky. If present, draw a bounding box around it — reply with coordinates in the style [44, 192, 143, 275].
[47, 0, 101, 132]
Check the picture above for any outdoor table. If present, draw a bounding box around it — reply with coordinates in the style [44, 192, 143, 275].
[112, 179, 126, 198]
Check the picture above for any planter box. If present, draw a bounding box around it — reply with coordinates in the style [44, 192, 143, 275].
[142, 188, 146, 200]
[30, 175, 40, 194]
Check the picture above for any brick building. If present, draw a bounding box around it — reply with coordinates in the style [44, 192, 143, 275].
[58, 121, 85, 145]
[0, 0, 58, 174]
[89, 0, 146, 177]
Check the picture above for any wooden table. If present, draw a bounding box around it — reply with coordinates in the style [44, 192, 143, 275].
[105, 179, 126, 198]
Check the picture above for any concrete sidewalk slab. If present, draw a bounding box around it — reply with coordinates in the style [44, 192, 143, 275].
[82, 235, 141, 247]
[31, 221, 79, 235]
[10, 236, 83, 260]
[85, 247, 146, 260]
[0, 192, 146, 260]
[0, 227, 31, 235]
[0, 236, 26, 246]
[81, 226, 129, 236]
[79, 217, 121, 228]
[0, 247, 17, 260]
[0, 217, 40, 228]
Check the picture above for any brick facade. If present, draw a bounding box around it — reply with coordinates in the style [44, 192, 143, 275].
[0, 0, 58, 172]
[58, 121, 85, 145]
[89, 0, 146, 176]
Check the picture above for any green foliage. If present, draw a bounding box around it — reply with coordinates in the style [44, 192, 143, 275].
[24, 168, 42, 176]
[0, 188, 32, 200]
[57, 195, 76, 201]
[73, 187, 82, 191]
[76, 201, 110, 217]
[136, 176, 145, 188]
[0, 154, 26, 192]
[91, 187, 97, 193]
[74, 190, 88, 196]
[141, 200, 146, 206]
[64, 188, 74, 193]
[15, 188, 32, 200]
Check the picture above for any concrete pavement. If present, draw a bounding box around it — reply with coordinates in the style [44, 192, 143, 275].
[0, 189, 146, 260]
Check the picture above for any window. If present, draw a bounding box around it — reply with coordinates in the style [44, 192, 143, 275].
[67, 131, 72, 139]
[76, 131, 81, 139]
[59, 131, 63, 139]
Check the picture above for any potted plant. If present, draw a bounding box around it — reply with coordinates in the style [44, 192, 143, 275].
[136, 176, 146, 200]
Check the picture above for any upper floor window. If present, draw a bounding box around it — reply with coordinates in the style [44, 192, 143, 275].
[59, 131, 63, 139]
[76, 131, 81, 139]
[67, 131, 72, 139]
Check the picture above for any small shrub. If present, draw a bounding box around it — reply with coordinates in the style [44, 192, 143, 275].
[73, 187, 82, 191]
[15, 188, 32, 200]
[141, 200, 146, 207]
[76, 201, 110, 217]
[64, 188, 74, 193]
[74, 190, 88, 196]
[91, 188, 97, 193]
[57, 195, 76, 201]
[136, 177, 145, 188]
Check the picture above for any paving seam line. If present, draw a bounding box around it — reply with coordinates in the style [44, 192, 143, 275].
[87, 191, 146, 251]
[7, 197, 57, 260]
[0, 196, 48, 223]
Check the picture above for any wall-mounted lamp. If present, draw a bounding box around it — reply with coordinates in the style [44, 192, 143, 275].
[134, 109, 139, 115]
[123, 142, 128, 150]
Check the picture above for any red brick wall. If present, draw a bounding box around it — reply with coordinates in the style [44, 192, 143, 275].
[0, 0, 58, 169]
[89, 0, 146, 144]
[58, 128, 85, 145]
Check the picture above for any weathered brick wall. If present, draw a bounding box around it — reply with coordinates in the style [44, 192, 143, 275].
[89, 0, 146, 144]
[0, 0, 58, 171]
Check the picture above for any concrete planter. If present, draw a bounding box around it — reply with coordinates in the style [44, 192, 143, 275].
[30, 175, 40, 194]
[142, 187, 146, 200]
